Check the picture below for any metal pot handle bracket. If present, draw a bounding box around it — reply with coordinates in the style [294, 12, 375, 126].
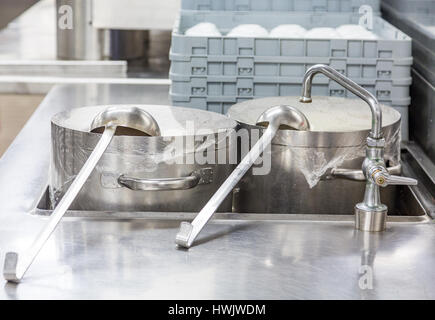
[101, 168, 213, 191]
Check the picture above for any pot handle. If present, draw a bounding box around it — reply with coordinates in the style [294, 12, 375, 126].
[117, 168, 213, 191]
[331, 163, 401, 181]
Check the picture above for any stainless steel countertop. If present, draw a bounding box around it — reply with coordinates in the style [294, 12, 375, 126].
[1, 83, 435, 299]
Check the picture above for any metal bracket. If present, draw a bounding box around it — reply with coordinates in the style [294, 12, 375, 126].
[101, 167, 214, 189]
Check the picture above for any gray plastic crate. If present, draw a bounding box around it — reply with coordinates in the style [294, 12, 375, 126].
[382, 2, 435, 84]
[182, 0, 381, 13]
[410, 68, 435, 161]
[171, 93, 410, 139]
[170, 11, 412, 139]
[170, 54, 412, 79]
[170, 74, 411, 105]
[171, 12, 412, 60]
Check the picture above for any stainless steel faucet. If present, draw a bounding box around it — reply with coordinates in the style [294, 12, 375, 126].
[299, 64, 417, 232]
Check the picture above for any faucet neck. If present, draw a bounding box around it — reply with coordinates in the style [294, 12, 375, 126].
[300, 64, 383, 139]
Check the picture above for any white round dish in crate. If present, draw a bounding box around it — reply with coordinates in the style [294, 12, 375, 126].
[305, 27, 341, 39]
[336, 24, 378, 39]
[185, 22, 221, 37]
[269, 24, 307, 38]
[227, 24, 269, 37]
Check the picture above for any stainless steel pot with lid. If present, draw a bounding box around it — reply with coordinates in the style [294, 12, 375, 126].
[227, 96, 402, 214]
[50, 104, 238, 212]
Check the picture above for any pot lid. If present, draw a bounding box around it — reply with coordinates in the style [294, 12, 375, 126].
[52, 104, 237, 136]
[227, 96, 400, 132]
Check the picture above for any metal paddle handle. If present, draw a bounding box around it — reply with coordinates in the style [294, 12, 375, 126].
[3, 126, 117, 282]
[175, 121, 280, 248]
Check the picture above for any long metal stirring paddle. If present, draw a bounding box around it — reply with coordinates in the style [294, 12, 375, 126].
[3, 106, 160, 283]
[175, 105, 310, 248]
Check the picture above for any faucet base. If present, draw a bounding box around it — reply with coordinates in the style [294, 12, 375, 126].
[355, 203, 387, 232]
[299, 96, 312, 103]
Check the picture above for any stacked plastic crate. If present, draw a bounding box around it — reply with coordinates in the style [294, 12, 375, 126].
[382, 0, 435, 158]
[170, 0, 413, 139]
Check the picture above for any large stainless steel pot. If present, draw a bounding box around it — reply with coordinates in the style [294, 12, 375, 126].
[50, 105, 237, 212]
[227, 96, 402, 214]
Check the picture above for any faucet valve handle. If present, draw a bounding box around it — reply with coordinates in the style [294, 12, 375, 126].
[368, 165, 417, 187]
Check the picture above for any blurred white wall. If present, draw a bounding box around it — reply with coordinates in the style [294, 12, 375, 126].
[92, 0, 181, 30]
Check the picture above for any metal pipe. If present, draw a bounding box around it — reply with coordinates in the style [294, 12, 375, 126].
[300, 64, 382, 139]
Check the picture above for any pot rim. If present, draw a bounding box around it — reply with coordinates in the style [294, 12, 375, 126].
[227, 96, 402, 147]
[51, 104, 238, 137]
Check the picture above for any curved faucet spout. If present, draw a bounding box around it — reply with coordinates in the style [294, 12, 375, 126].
[299, 64, 382, 139]
[298, 64, 418, 233]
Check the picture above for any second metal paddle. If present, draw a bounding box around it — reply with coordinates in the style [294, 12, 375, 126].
[175, 105, 310, 248]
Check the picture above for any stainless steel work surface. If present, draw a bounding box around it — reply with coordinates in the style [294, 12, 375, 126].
[1, 83, 435, 299]
[3, 220, 435, 299]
